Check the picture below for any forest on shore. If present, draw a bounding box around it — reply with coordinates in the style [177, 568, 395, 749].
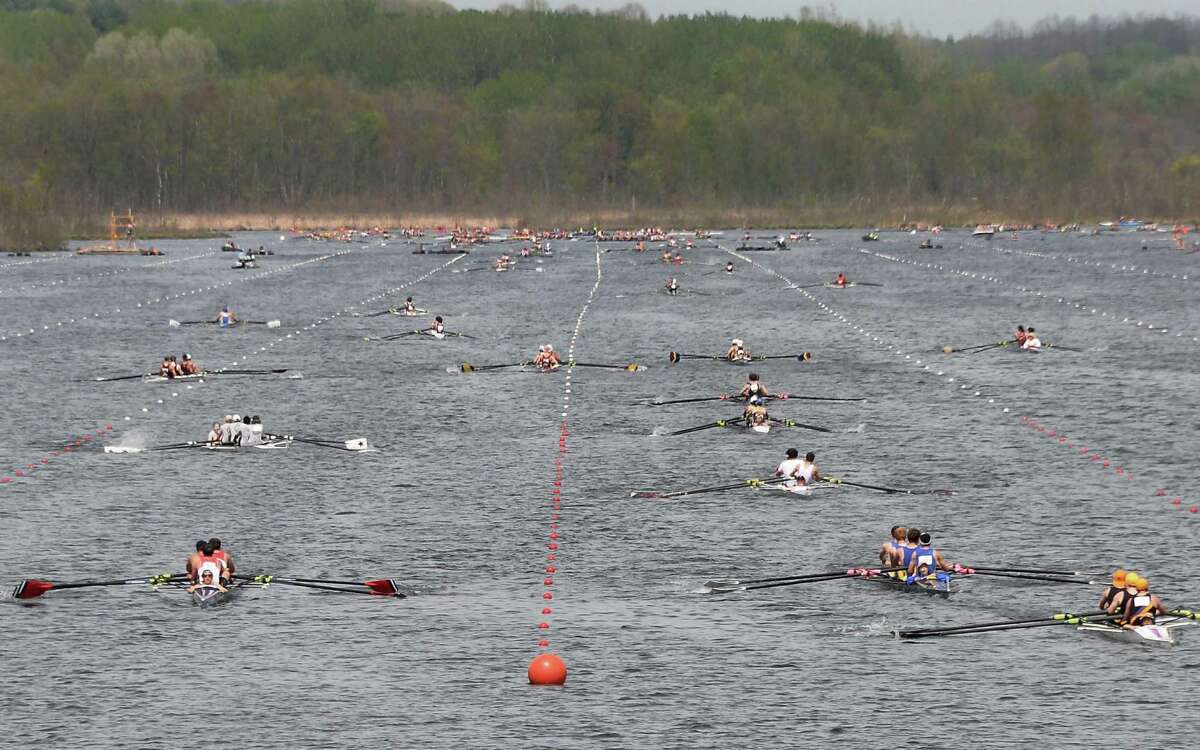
[1, 0, 1199, 246]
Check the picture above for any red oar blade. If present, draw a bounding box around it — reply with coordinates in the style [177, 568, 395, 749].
[365, 579, 404, 597]
[14, 579, 55, 599]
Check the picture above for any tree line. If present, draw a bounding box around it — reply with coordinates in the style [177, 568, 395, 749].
[1, 1, 1199, 247]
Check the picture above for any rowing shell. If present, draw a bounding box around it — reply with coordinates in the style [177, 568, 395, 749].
[756, 482, 833, 496]
[862, 574, 957, 598]
[205, 438, 293, 451]
[1076, 617, 1192, 647]
[824, 282, 856, 289]
[142, 373, 207, 383]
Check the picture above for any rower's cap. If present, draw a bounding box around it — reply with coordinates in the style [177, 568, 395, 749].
[183, 353, 191, 360]
[546, 344, 553, 351]
[1125, 572, 1141, 588]
[1112, 569, 1126, 584]
[223, 305, 228, 311]
[232, 414, 240, 421]
[919, 532, 932, 544]
[1136, 577, 1149, 591]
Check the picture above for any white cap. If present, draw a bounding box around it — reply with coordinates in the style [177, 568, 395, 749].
[232, 414, 241, 421]
[546, 344, 554, 351]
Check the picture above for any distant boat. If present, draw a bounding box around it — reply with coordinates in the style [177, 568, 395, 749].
[972, 224, 996, 237]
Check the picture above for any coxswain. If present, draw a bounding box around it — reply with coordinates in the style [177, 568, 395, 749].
[209, 538, 235, 580]
[180, 353, 200, 375]
[187, 568, 227, 594]
[775, 448, 805, 487]
[739, 372, 770, 400]
[1022, 327, 1042, 351]
[430, 316, 445, 336]
[880, 526, 907, 567]
[1120, 573, 1168, 626]
[402, 297, 417, 314]
[835, 272, 847, 287]
[1014, 325, 1027, 346]
[1099, 569, 1128, 613]
[215, 305, 237, 327]
[206, 421, 222, 444]
[665, 277, 679, 296]
[907, 531, 951, 581]
[186, 539, 207, 581]
[724, 262, 735, 274]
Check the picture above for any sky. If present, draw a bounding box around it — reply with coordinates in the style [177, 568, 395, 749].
[452, 0, 1198, 38]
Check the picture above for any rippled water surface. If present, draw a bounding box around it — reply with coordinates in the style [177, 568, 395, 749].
[1, 229, 1198, 748]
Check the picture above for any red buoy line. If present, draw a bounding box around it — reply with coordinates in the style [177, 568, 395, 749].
[968, 241, 1194, 283]
[0, 253, 465, 488]
[723, 246, 1194, 519]
[529, 247, 603, 686]
[0, 251, 217, 297]
[0, 245, 371, 344]
[863, 250, 1196, 343]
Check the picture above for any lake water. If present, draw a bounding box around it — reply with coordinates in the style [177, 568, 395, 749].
[1, 228, 1197, 748]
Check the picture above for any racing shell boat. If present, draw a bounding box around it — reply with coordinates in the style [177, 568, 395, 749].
[1076, 617, 1192, 647]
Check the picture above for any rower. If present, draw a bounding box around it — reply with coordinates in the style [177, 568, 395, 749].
[835, 272, 847, 287]
[1099, 569, 1128, 613]
[907, 531, 951, 580]
[743, 395, 768, 427]
[543, 344, 562, 368]
[880, 526, 906, 567]
[739, 373, 770, 400]
[723, 261, 735, 274]
[775, 448, 805, 487]
[158, 355, 179, 379]
[673, 253, 684, 265]
[402, 297, 417, 314]
[235, 415, 260, 447]
[251, 415, 263, 436]
[1014, 325, 1027, 347]
[893, 527, 921, 576]
[660, 249, 672, 262]
[186, 539, 207, 581]
[431, 316, 445, 336]
[665, 277, 679, 296]
[220, 414, 238, 444]
[195, 541, 228, 584]
[209, 537, 235, 580]
[180, 353, 200, 375]
[1022, 327, 1042, 351]
[1120, 573, 1168, 627]
[206, 421, 222, 444]
[726, 338, 750, 362]
[796, 451, 820, 485]
[215, 305, 237, 327]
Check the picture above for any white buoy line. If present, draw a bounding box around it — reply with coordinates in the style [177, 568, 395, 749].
[966, 242, 1192, 283]
[863, 250, 1199, 344]
[0, 253, 67, 271]
[0, 245, 371, 344]
[723, 246, 1180, 504]
[0, 251, 219, 297]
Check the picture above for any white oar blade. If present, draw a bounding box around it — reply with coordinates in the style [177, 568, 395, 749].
[267, 320, 281, 328]
[168, 319, 181, 327]
[345, 438, 371, 452]
[103, 446, 141, 454]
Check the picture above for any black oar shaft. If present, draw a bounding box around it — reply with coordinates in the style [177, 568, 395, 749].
[898, 610, 1108, 637]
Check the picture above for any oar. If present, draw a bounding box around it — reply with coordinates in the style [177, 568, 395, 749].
[13, 572, 184, 599]
[269, 435, 372, 452]
[734, 567, 902, 593]
[629, 475, 790, 499]
[768, 418, 834, 434]
[667, 415, 746, 436]
[851, 282, 884, 287]
[669, 351, 812, 363]
[969, 341, 1012, 355]
[365, 329, 428, 341]
[704, 566, 903, 591]
[970, 566, 1090, 576]
[894, 611, 1115, 640]
[953, 568, 1099, 585]
[567, 361, 644, 372]
[649, 393, 866, 406]
[169, 319, 281, 327]
[92, 372, 152, 382]
[1044, 343, 1082, 352]
[238, 574, 404, 598]
[942, 341, 1008, 354]
[459, 361, 530, 373]
[105, 441, 219, 454]
[821, 476, 957, 496]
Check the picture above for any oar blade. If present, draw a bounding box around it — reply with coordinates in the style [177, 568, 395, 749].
[460, 363, 475, 373]
[668, 351, 681, 364]
[168, 319, 181, 327]
[365, 579, 405, 597]
[13, 579, 54, 599]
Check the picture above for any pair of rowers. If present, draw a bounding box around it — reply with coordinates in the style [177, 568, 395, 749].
[880, 526, 954, 583]
[1099, 569, 1169, 627]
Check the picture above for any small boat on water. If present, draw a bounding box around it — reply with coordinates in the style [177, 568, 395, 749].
[205, 437, 293, 451]
[1076, 617, 1191, 647]
[862, 573, 958, 598]
[78, 210, 143, 254]
[972, 224, 996, 238]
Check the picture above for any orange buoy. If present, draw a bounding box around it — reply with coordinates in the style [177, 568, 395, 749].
[528, 653, 567, 685]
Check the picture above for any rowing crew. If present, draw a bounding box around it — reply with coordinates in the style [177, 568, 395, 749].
[660, 249, 683, 264]
[495, 254, 512, 271]
[880, 526, 954, 583]
[186, 538, 235, 591]
[216, 305, 237, 326]
[1099, 569, 1169, 627]
[727, 338, 752, 361]
[207, 414, 264, 446]
[775, 448, 820, 488]
[1013, 325, 1042, 351]
[532, 344, 562, 371]
[834, 272, 848, 287]
[158, 353, 201, 377]
[665, 277, 680, 295]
